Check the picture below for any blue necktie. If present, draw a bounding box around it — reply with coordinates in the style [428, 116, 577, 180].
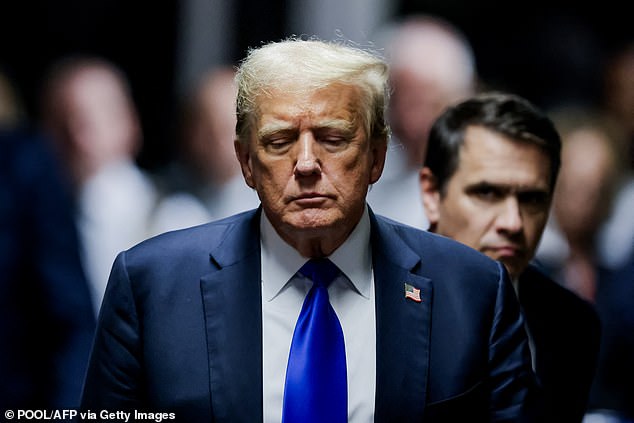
[282, 258, 347, 423]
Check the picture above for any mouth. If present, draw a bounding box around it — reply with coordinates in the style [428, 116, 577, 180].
[486, 245, 523, 259]
[291, 192, 333, 206]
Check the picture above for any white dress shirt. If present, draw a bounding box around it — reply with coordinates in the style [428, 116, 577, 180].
[261, 206, 376, 423]
[78, 159, 157, 313]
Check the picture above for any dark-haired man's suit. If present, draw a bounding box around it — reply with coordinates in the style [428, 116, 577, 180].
[518, 264, 601, 423]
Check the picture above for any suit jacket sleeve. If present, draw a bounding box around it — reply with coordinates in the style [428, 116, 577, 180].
[488, 262, 539, 422]
[81, 251, 144, 410]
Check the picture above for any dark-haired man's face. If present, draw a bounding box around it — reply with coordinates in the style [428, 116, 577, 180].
[421, 126, 553, 279]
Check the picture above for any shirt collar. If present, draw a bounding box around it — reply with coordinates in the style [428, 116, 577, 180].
[512, 276, 520, 297]
[260, 206, 373, 301]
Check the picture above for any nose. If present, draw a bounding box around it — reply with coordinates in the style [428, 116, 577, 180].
[496, 197, 523, 234]
[294, 132, 321, 176]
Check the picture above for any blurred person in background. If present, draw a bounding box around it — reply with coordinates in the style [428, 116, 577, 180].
[0, 70, 95, 409]
[597, 42, 634, 270]
[533, 108, 634, 423]
[584, 249, 634, 423]
[0, 69, 25, 127]
[536, 108, 630, 301]
[366, 14, 478, 229]
[150, 66, 259, 234]
[420, 92, 601, 423]
[586, 48, 634, 421]
[602, 42, 634, 169]
[40, 56, 158, 314]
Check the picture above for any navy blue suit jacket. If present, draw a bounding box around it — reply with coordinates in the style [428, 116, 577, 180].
[589, 255, 634, 419]
[82, 208, 535, 422]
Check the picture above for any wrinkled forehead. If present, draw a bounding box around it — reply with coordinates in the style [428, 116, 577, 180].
[254, 84, 363, 131]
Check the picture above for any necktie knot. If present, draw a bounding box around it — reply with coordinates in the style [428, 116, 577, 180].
[298, 258, 340, 288]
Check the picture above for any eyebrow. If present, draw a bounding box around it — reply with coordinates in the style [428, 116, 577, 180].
[257, 122, 296, 140]
[466, 181, 550, 194]
[315, 118, 356, 133]
[257, 118, 356, 140]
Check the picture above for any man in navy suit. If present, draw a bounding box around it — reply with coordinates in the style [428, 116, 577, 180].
[587, 252, 634, 421]
[0, 127, 95, 408]
[420, 92, 601, 423]
[82, 39, 536, 422]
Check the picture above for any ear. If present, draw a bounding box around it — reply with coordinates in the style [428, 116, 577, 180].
[369, 137, 388, 184]
[235, 139, 255, 189]
[420, 167, 441, 228]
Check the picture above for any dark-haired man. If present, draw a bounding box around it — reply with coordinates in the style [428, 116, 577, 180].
[421, 92, 601, 423]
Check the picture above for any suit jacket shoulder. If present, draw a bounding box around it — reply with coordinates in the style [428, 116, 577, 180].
[83, 209, 263, 421]
[371, 213, 503, 276]
[519, 264, 599, 332]
[369, 213, 535, 422]
[125, 208, 260, 268]
[518, 264, 601, 423]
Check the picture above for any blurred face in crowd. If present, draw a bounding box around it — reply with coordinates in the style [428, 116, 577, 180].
[185, 68, 239, 184]
[386, 19, 475, 167]
[421, 126, 552, 279]
[554, 127, 617, 246]
[44, 65, 140, 184]
[235, 84, 386, 257]
[389, 68, 455, 161]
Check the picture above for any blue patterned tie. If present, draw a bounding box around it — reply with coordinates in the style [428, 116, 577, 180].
[282, 258, 347, 423]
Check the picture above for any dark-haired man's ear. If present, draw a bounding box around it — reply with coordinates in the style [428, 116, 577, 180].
[420, 167, 440, 231]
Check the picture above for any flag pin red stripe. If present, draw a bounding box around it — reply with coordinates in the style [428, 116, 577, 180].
[404, 283, 422, 302]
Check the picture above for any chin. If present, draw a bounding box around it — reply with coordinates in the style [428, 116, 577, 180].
[285, 209, 341, 230]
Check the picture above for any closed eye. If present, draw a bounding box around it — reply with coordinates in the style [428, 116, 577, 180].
[315, 129, 353, 152]
[262, 131, 296, 153]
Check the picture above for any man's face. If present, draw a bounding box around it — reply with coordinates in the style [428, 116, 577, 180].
[388, 69, 469, 167]
[421, 126, 552, 279]
[236, 84, 386, 256]
[388, 69, 445, 159]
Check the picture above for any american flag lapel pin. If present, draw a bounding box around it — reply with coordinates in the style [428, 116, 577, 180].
[404, 283, 422, 303]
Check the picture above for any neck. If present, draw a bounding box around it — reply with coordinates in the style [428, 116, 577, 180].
[279, 225, 355, 258]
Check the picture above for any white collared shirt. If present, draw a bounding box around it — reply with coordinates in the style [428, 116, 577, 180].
[261, 206, 376, 423]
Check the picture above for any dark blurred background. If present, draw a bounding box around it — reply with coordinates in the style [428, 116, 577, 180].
[0, 0, 630, 171]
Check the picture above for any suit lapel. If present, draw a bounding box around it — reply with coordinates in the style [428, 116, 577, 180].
[200, 210, 263, 423]
[371, 214, 433, 422]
